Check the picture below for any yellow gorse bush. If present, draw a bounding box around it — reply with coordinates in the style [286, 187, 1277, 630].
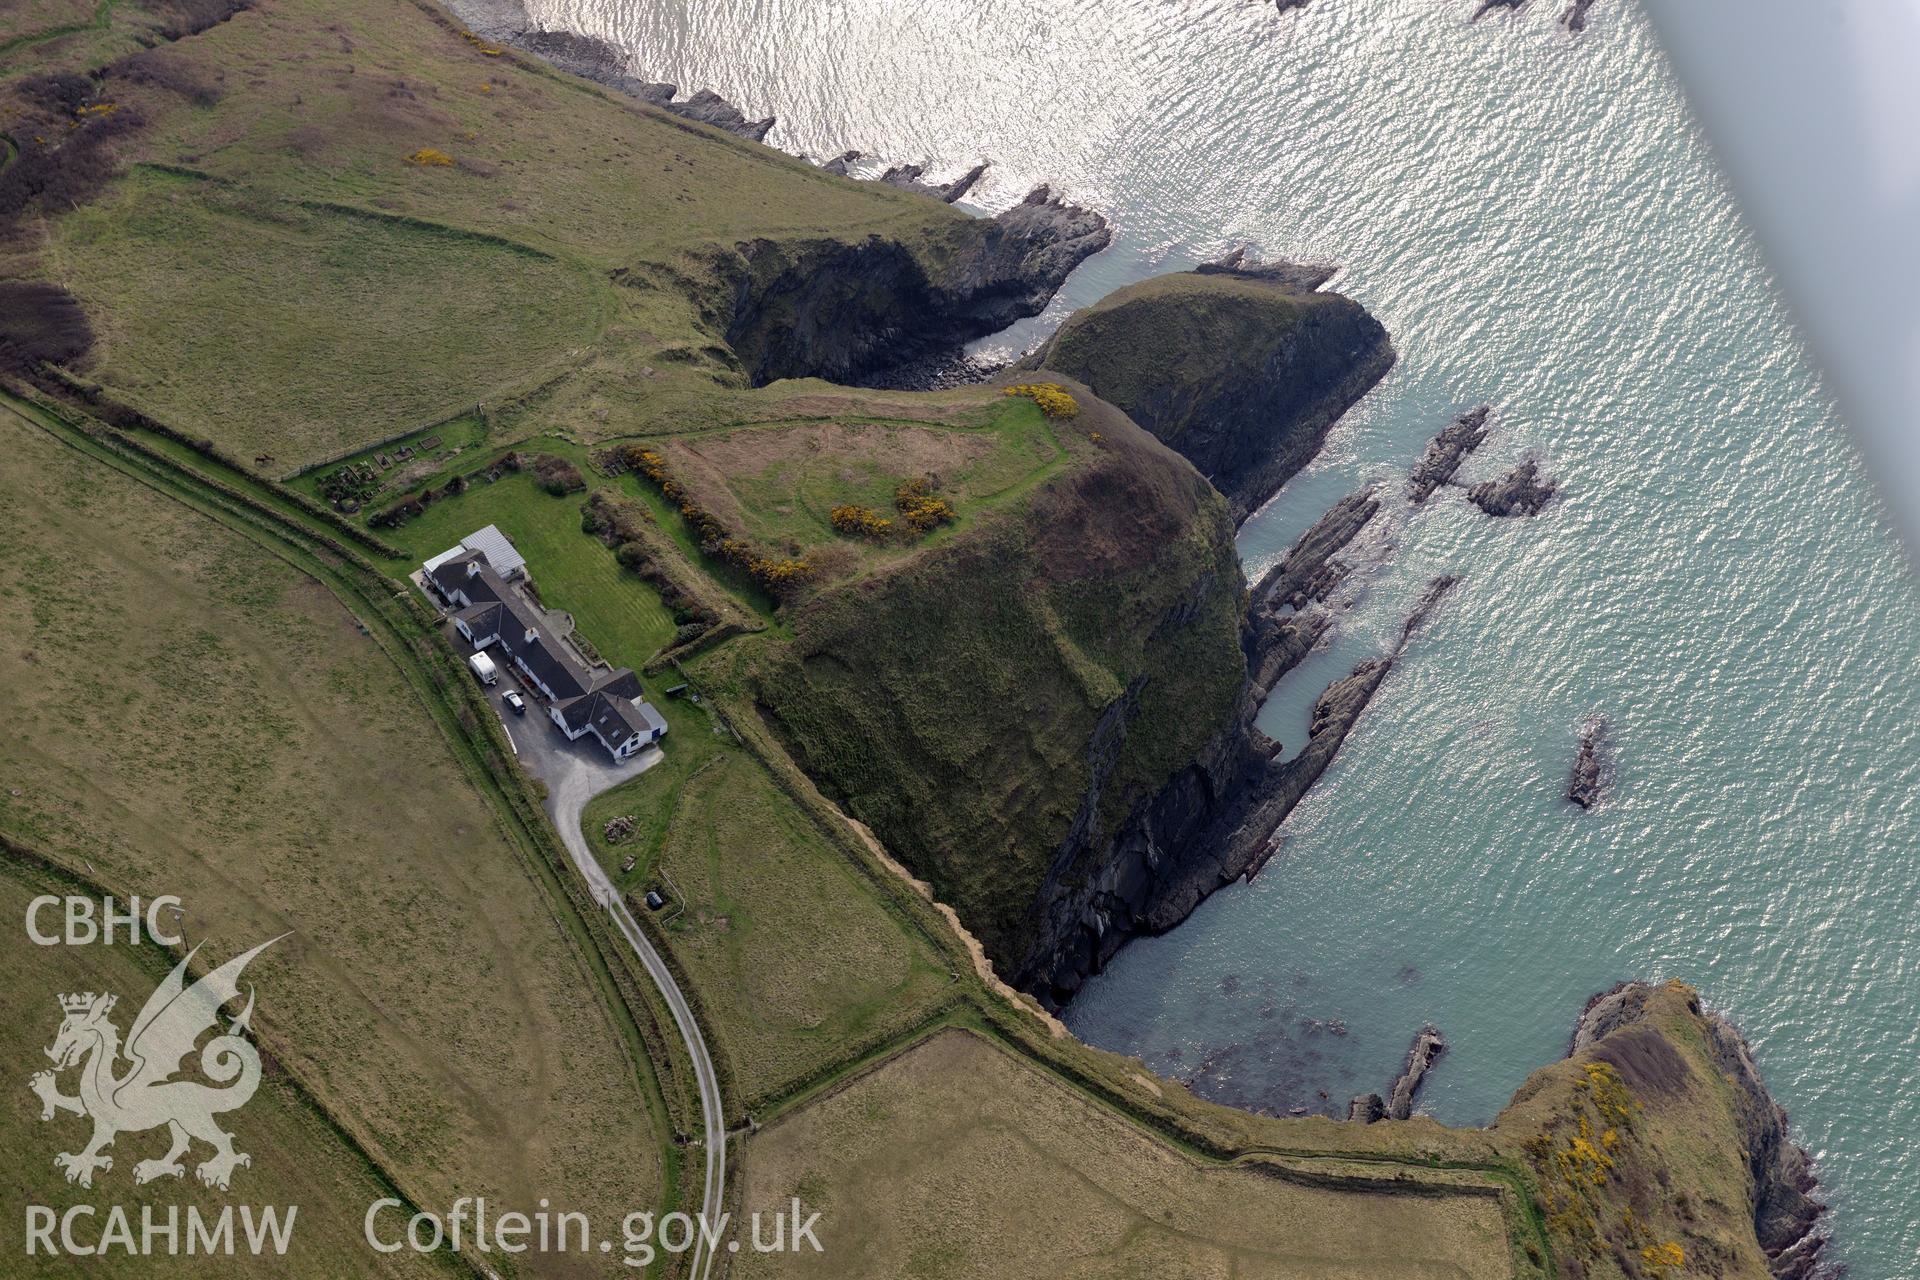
[407, 148, 456, 167]
[1641, 1241, 1686, 1272]
[623, 444, 814, 598]
[830, 504, 893, 538]
[1003, 382, 1080, 419]
[893, 476, 956, 533]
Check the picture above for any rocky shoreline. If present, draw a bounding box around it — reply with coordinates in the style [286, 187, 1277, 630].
[716, 183, 1109, 387]
[1573, 983, 1832, 1279]
[441, 4, 1110, 390]
[1016, 570, 1457, 1009]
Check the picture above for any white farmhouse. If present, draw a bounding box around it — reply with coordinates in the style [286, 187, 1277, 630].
[422, 538, 667, 760]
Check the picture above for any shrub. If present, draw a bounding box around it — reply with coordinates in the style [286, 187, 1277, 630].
[893, 476, 956, 533]
[530, 453, 584, 496]
[1003, 381, 1080, 419]
[0, 283, 94, 379]
[407, 147, 455, 167]
[582, 490, 655, 546]
[829, 504, 892, 538]
[624, 443, 813, 600]
[0, 92, 145, 228]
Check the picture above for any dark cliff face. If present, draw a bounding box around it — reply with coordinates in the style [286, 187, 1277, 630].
[716, 188, 1110, 387]
[1029, 266, 1395, 521]
[1014, 504, 1454, 1009]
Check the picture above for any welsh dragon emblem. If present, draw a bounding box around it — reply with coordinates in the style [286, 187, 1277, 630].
[28, 936, 283, 1192]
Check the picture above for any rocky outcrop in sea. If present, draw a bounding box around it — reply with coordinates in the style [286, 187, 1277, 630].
[1561, 0, 1600, 32]
[880, 161, 990, 205]
[1387, 1025, 1447, 1120]
[1409, 405, 1492, 503]
[1467, 456, 1558, 516]
[1567, 716, 1608, 808]
[1244, 487, 1380, 696]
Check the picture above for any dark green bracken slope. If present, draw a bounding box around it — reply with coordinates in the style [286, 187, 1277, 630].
[750, 387, 1247, 975]
[1029, 265, 1395, 520]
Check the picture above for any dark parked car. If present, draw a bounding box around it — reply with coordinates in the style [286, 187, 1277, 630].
[502, 688, 526, 715]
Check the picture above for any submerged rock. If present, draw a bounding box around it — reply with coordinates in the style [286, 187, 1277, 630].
[1387, 1025, 1447, 1120]
[1467, 456, 1558, 516]
[1408, 405, 1491, 504]
[1561, 0, 1599, 32]
[1472, 0, 1528, 19]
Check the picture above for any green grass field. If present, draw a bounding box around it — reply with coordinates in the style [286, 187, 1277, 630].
[0, 854, 453, 1279]
[378, 461, 681, 667]
[582, 742, 953, 1109]
[648, 396, 1069, 589]
[47, 169, 610, 466]
[13, 0, 974, 469]
[0, 403, 660, 1268]
[732, 1028, 1514, 1279]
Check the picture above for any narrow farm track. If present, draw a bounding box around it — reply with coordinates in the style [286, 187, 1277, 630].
[547, 763, 727, 1280]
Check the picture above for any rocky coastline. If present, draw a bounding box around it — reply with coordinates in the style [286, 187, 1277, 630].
[1016, 572, 1457, 1008]
[715, 183, 1110, 387]
[440, 5, 1110, 390]
[1573, 983, 1831, 1279]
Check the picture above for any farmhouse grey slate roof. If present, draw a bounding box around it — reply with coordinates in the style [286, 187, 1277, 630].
[425, 546, 665, 754]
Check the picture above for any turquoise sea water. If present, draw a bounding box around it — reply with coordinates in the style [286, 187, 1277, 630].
[519, 1, 1919, 1270]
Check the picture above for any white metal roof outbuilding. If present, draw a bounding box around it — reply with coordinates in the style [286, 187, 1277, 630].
[458, 524, 526, 579]
[422, 525, 528, 581]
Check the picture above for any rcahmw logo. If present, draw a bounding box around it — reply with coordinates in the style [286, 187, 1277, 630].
[22, 898, 298, 1260]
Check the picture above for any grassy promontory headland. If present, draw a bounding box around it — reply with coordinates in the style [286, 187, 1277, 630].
[1025, 256, 1397, 521]
[0, 0, 1823, 1275]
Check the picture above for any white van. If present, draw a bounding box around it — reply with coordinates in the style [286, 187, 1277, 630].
[468, 651, 499, 685]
